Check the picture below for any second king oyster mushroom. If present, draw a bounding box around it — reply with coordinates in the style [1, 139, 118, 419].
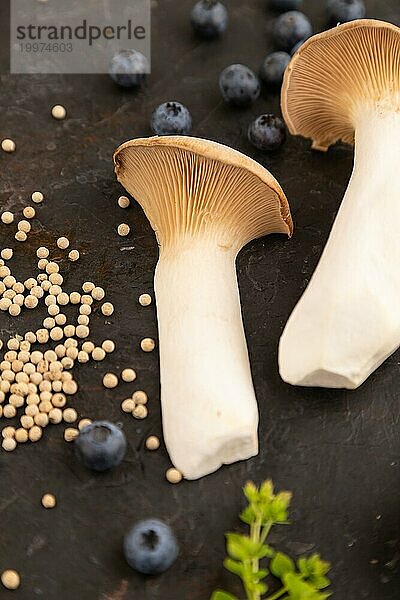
[279, 19, 400, 390]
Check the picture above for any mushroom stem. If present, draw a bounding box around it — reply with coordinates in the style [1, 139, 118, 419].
[279, 106, 400, 389]
[156, 235, 258, 479]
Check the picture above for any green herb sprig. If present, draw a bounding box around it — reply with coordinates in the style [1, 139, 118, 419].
[211, 480, 331, 600]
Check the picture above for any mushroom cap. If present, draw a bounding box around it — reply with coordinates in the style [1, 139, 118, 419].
[282, 19, 400, 151]
[114, 136, 293, 250]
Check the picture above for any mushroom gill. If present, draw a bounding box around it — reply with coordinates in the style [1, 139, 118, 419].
[282, 19, 400, 150]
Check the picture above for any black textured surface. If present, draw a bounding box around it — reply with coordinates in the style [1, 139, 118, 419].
[0, 1, 399, 599]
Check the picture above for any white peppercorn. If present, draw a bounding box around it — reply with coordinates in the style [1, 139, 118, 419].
[122, 368, 136, 383]
[57, 236, 69, 249]
[32, 191, 44, 204]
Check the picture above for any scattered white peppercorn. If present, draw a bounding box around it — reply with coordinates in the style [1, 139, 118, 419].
[18, 220, 31, 233]
[81, 341, 95, 354]
[82, 282, 94, 293]
[29, 426, 43, 442]
[55, 314, 67, 326]
[103, 373, 119, 389]
[91, 287, 105, 301]
[132, 390, 148, 405]
[31, 191, 44, 204]
[62, 380, 78, 395]
[133, 404, 148, 419]
[92, 347, 106, 361]
[78, 418, 92, 431]
[0, 249, 13, 260]
[118, 195, 130, 208]
[1, 139, 16, 153]
[50, 327, 63, 341]
[37, 246, 49, 258]
[64, 427, 79, 442]
[57, 236, 70, 249]
[121, 398, 135, 413]
[117, 223, 130, 237]
[81, 294, 93, 305]
[139, 293, 152, 306]
[1, 211, 14, 224]
[41, 493, 56, 509]
[1, 570, 20, 590]
[141, 338, 155, 352]
[15, 231, 27, 242]
[101, 340, 115, 353]
[49, 408, 63, 424]
[77, 351, 89, 364]
[23, 206, 35, 219]
[57, 292, 69, 306]
[121, 368, 136, 383]
[2, 437, 17, 451]
[166, 468, 183, 484]
[79, 304, 91, 316]
[46, 262, 59, 275]
[52, 105, 67, 120]
[75, 325, 89, 339]
[15, 428, 28, 443]
[146, 436, 160, 451]
[101, 302, 114, 316]
[9, 304, 21, 317]
[2, 427, 15, 439]
[63, 408, 78, 423]
[68, 249, 80, 261]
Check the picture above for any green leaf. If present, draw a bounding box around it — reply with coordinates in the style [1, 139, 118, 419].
[297, 557, 309, 577]
[262, 544, 276, 559]
[225, 533, 251, 561]
[243, 481, 259, 503]
[223, 558, 244, 577]
[297, 555, 331, 589]
[259, 479, 274, 502]
[312, 576, 331, 590]
[270, 552, 295, 578]
[284, 573, 331, 600]
[267, 493, 292, 524]
[210, 591, 239, 600]
[255, 569, 268, 581]
[255, 581, 268, 595]
[240, 506, 256, 525]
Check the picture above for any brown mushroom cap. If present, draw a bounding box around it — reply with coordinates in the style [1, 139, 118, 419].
[114, 136, 293, 250]
[282, 19, 400, 151]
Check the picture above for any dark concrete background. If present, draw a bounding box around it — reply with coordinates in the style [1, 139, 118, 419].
[0, 1, 399, 599]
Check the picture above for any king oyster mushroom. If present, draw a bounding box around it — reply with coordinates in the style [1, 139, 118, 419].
[279, 19, 400, 389]
[114, 136, 293, 479]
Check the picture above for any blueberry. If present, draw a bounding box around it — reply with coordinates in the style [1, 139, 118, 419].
[151, 102, 192, 135]
[248, 114, 286, 151]
[269, 0, 303, 11]
[219, 64, 261, 107]
[109, 49, 149, 88]
[75, 421, 127, 471]
[326, 0, 366, 23]
[191, 0, 228, 38]
[260, 51, 291, 90]
[124, 519, 179, 575]
[273, 11, 312, 52]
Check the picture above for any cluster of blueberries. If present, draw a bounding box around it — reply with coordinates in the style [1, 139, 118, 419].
[75, 421, 179, 575]
[109, 0, 366, 152]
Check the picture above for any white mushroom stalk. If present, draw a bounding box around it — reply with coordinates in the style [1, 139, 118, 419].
[279, 20, 400, 389]
[114, 136, 292, 479]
